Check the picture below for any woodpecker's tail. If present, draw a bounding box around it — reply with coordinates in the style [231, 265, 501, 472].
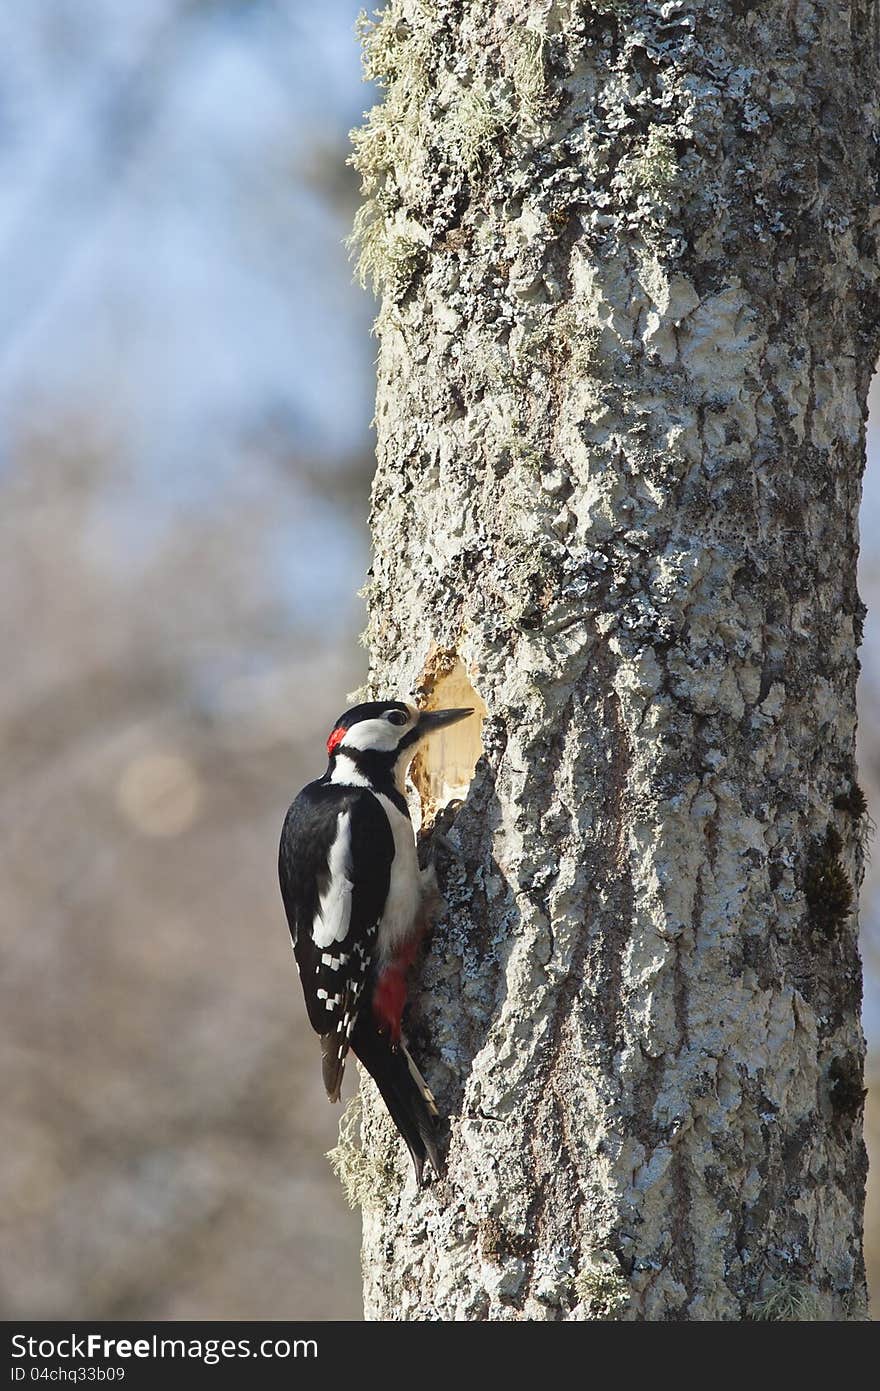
[351, 1016, 442, 1186]
[320, 1033, 347, 1103]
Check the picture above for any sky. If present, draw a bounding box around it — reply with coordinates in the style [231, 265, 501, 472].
[0, 0, 372, 620]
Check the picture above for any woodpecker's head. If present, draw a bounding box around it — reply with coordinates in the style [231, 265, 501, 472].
[325, 700, 473, 789]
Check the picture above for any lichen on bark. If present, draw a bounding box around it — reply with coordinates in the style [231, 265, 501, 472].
[348, 0, 880, 1320]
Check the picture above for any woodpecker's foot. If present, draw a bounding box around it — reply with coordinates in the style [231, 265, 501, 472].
[429, 829, 466, 866]
[417, 800, 465, 865]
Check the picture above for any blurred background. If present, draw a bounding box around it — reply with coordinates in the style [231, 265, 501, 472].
[0, 0, 877, 1321]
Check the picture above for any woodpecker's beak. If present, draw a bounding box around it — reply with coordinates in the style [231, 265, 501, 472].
[416, 707, 474, 735]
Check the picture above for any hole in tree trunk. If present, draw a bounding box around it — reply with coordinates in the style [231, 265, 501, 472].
[411, 651, 487, 825]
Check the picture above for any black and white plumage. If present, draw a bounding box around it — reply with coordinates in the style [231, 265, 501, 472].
[278, 698, 472, 1184]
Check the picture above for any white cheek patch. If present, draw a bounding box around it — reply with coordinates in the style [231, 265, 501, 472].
[312, 811, 353, 948]
[339, 715, 412, 752]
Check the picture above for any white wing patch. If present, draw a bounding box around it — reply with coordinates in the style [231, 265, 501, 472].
[312, 811, 353, 948]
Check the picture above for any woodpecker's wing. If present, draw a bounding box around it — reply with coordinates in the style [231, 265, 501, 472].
[279, 781, 394, 1098]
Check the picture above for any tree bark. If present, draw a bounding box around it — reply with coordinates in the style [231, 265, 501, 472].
[347, 0, 880, 1319]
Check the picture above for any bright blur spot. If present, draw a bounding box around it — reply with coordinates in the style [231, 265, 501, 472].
[117, 752, 201, 836]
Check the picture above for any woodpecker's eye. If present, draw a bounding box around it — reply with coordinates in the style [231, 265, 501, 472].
[386, 710, 407, 726]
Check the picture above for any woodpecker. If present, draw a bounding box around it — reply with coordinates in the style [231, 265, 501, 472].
[278, 699, 473, 1185]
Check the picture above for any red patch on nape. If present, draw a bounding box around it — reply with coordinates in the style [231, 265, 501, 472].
[326, 725, 347, 756]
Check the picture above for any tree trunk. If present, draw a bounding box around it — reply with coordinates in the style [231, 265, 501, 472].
[346, 0, 880, 1320]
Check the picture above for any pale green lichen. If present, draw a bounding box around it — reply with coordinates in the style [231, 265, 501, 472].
[574, 1266, 630, 1319]
[350, 206, 428, 297]
[348, 201, 387, 295]
[507, 439, 546, 476]
[492, 431, 552, 499]
[751, 1280, 825, 1321]
[630, 125, 679, 198]
[567, 319, 604, 377]
[840, 1287, 870, 1320]
[326, 1093, 397, 1209]
[509, 26, 545, 123]
[348, 6, 434, 297]
[445, 79, 512, 175]
[349, 4, 515, 297]
[512, 315, 560, 371]
[510, 302, 604, 394]
[345, 681, 372, 704]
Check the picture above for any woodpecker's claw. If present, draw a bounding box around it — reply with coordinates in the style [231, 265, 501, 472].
[416, 862, 445, 933]
[429, 829, 465, 866]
